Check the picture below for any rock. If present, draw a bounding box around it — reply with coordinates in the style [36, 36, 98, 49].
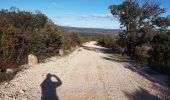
[13, 82, 20, 87]
[19, 89, 25, 94]
[59, 49, 64, 56]
[8, 94, 13, 98]
[0, 93, 4, 98]
[6, 69, 14, 74]
[28, 54, 38, 66]
[4, 82, 8, 86]
[76, 45, 79, 48]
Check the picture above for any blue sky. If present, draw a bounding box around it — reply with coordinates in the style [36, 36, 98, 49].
[0, 0, 170, 29]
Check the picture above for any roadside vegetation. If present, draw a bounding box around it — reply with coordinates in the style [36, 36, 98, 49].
[0, 7, 81, 82]
[98, 0, 170, 75]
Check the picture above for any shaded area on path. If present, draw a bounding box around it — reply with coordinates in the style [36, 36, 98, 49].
[102, 56, 170, 99]
[41, 73, 62, 100]
[123, 87, 160, 100]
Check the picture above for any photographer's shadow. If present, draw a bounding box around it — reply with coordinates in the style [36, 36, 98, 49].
[41, 73, 62, 100]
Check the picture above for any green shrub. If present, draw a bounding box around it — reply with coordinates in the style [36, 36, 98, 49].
[69, 33, 81, 47]
[0, 8, 81, 70]
[0, 72, 17, 82]
[134, 45, 151, 63]
[148, 33, 170, 74]
[0, 20, 28, 67]
[29, 30, 62, 55]
[98, 34, 117, 48]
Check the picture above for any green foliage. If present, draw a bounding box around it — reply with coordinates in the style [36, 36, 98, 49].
[98, 34, 117, 49]
[0, 8, 48, 31]
[69, 33, 81, 47]
[109, 0, 167, 56]
[0, 72, 17, 82]
[108, 0, 170, 74]
[111, 53, 130, 60]
[29, 30, 62, 55]
[0, 8, 81, 70]
[0, 20, 28, 68]
[152, 17, 170, 32]
[134, 45, 151, 63]
[148, 33, 170, 73]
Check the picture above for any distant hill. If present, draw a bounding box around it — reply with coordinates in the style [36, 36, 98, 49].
[62, 26, 121, 34]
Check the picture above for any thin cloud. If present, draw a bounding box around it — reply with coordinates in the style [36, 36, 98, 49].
[52, 13, 75, 19]
[53, 16, 63, 19]
[90, 14, 113, 19]
[78, 16, 89, 21]
[77, 13, 113, 21]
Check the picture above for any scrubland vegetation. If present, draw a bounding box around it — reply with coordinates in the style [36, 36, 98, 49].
[98, 0, 170, 75]
[0, 7, 82, 81]
[0, 7, 81, 70]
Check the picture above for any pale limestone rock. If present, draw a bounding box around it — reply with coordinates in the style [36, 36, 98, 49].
[76, 45, 79, 48]
[19, 89, 25, 94]
[59, 49, 64, 56]
[28, 54, 38, 66]
[6, 69, 14, 74]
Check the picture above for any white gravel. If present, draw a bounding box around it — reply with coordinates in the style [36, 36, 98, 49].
[0, 41, 169, 100]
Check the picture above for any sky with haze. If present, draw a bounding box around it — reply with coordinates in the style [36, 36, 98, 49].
[1, 0, 170, 29]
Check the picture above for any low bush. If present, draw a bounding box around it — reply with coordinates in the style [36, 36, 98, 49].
[98, 34, 118, 49]
[148, 33, 170, 74]
[0, 72, 17, 82]
[111, 53, 130, 60]
[134, 45, 151, 63]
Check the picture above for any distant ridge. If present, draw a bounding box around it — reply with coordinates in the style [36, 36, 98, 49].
[62, 26, 121, 34]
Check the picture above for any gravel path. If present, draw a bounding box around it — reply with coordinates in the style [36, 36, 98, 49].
[0, 41, 169, 100]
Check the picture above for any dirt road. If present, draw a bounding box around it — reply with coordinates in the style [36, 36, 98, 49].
[0, 41, 169, 100]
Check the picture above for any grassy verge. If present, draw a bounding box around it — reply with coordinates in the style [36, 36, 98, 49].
[111, 53, 130, 60]
[0, 72, 17, 83]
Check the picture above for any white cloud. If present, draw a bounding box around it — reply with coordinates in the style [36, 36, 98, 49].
[77, 13, 113, 21]
[78, 16, 89, 21]
[50, 13, 119, 29]
[90, 14, 113, 19]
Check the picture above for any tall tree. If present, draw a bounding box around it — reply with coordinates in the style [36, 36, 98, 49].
[109, 0, 167, 55]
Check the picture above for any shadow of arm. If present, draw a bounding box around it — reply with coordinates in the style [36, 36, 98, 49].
[52, 75, 62, 86]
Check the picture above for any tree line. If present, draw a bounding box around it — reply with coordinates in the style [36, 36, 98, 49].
[98, 0, 170, 74]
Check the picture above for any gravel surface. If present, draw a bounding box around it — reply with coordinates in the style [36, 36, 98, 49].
[0, 41, 169, 100]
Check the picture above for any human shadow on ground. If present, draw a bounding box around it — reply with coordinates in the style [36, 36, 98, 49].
[123, 87, 163, 100]
[41, 73, 62, 100]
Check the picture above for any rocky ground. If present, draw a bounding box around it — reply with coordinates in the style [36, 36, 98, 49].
[0, 41, 169, 100]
